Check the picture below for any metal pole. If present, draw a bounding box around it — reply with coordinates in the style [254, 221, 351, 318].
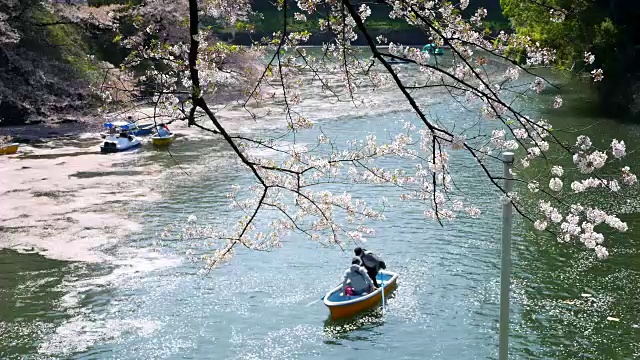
[499, 152, 514, 360]
[380, 274, 385, 315]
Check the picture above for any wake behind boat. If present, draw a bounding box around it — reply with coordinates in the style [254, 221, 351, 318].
[323, 270, 398, 319]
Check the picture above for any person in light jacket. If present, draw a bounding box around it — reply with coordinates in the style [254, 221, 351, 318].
[354, 247, 386, 286]
[342, 257, 376, 296]
[157, 123, 171, 137]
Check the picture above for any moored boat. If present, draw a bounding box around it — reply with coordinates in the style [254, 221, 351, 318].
[132, 123, 155, 136]
[0, 143, 19, 155]
[323, 270, 398, 319]
[422, 43, 444, 55]
[100, 123, 141, 153]
[151, 133, 175, 146]
[100, 121, 155, 138]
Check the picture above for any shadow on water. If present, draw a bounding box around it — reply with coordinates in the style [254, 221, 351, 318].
[68, 170, 146, 179]
[322, 292, 397, 344]
[512, 216, 640, 359]
[0, 248, 126, 359]
[0, 250, 72, 358]
[18, 152, 97, 160]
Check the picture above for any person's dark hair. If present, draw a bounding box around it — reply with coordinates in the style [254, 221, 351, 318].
[354, 247, 363, 256]
[351, 257, 362, 265]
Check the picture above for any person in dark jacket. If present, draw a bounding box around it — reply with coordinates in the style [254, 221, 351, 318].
[354, 247, 386, 287]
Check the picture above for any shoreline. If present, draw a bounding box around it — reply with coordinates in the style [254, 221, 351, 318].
[0, 61, 425, 262]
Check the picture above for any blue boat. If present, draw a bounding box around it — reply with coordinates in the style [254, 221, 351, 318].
[132, 123, 155, 136]
[100, 120, 154, 138]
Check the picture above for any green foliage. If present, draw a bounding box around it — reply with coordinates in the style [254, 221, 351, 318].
[0, 0, 137, 123]
[19, 7, 90, 79]
[500, 0, 621, 69]
[501, 0, 640, 118]
[593, 18, 617, 48]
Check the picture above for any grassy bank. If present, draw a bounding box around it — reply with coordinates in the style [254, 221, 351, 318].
[0, 3, 126, 126]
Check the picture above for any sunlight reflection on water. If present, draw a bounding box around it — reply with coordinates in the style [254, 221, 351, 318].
[1, 58, 640, 360]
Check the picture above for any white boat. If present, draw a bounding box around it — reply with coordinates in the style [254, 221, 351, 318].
[100, 134, 141, 153]
[100, 123, 141, 153]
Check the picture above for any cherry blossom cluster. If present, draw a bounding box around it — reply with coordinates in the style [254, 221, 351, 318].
[109, 0, 633, 265]
[515, 134, 636, 258]
[0, 11, 19, 43]
[211, 121, 486, 251]
[92, 0, 264, 118]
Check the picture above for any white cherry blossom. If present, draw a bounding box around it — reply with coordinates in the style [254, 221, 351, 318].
[106, 0, 635, 264]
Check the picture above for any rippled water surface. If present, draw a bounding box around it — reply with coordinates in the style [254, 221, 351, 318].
[1, 57, 639, 359]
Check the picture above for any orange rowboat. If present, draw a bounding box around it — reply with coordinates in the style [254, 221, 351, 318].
[323, 270, 398, 319]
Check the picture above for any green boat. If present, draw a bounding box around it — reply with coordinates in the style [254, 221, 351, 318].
[422, 43, 444, 55]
